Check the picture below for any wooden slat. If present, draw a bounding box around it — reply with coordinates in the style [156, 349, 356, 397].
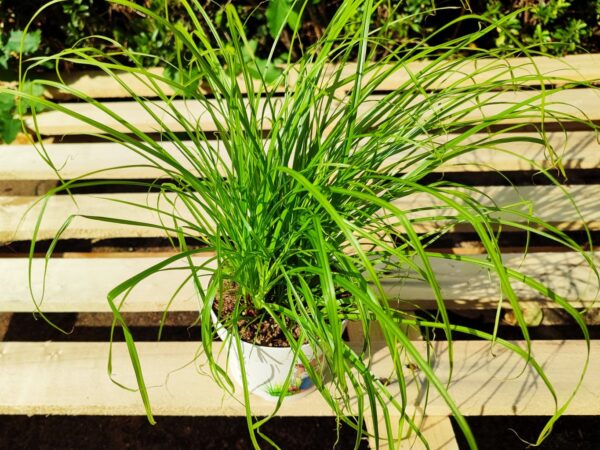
[391, 184, 600, 232]
[42, 54, 600, 100]
[0, 251, 596, 312]
[393, 185, 600, 231]
[0, 340, 597, 417]
[0, 256, 213, 313]
[381, 250, 599, 307]
[378, 53, 600, 90]
[382, 129, 600, 172]
[45, 67, 172, 100]
[0, 140, 229, 180]
[0, 192, 210, 241]
[358, 88, 600, 127]
[27, 88, 600, 137]
[1, 185, 598, 242]
[1, 131, 598, 181]
[27, 98, 230, 136]
[394, 416, 458, 450]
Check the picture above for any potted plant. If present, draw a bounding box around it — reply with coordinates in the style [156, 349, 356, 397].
[8, 0, 597, 448]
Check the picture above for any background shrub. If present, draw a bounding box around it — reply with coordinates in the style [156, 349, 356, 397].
[1, 0, 599, 75]
[1, 0, 599, 144]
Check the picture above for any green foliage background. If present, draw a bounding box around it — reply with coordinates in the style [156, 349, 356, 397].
[1, 0, 599, 73]
[0, 0, 599, 143]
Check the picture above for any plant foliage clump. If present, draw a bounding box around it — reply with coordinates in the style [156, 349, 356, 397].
[4, 0, 598, 449]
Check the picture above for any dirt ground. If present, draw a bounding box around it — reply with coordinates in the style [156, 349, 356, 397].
[0, 415, 370, 450]
[0, 414, 598, 449]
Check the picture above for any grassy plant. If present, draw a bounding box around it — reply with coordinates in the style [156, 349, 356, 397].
[5, 0, 599, 448]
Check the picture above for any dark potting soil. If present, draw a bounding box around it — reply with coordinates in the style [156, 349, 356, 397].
[213, 282, 301, 347]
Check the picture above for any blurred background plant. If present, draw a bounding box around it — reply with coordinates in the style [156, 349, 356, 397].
[0, 27, 43, 143]
[0, 0, 599, 143]
[483, 0, 598, 54]
[2, 0, 598, 71]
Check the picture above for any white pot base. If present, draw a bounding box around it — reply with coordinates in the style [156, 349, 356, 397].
[227, 360, 318, 401]
[225, 338, 319, 401]
[212, 311, 319, 401]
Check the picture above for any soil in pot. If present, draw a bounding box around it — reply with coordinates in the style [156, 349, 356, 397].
[211, 281, 320, 400]
[212, 281, 302, 347]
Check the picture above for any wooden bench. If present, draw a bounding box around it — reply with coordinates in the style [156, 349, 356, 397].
[1, 54, 600, 449]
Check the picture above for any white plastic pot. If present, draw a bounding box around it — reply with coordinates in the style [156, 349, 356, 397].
[211, 312, 319, 400]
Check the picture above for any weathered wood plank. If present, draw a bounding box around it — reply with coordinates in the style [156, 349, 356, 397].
[371, 53, 600, 90]
[0, 140, 229, 180]
[1, 131, 598, 181]
[0, 192, 210, 241]
[0, 255, 213, 313]
[383, 130, 600, 172]
[27, 98, 230, 135]
[381, 250, 599, 308]
[388, 416, 458, 450]
[42, 54, 600, 100]
[1, 185, 598, 242]
[0, 340, 596, 417]
[357, 88, 600, 127]
[0, 251, 596, 312]
[27, 88, 600, 137]
[390, 184, 600, 232]
[45, 67, 172, 100]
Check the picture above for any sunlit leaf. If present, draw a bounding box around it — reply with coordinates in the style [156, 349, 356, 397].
[5, 29, 42, 54]
[0, 117, 20, 143]
[266, 0, 301, 38]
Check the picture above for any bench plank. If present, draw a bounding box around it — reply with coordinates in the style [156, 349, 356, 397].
[390, 184, 600, 232]
[0, 140, 223, 180]
[2, 131, 598, 180]
[0, 251, 595, 312]
[358, 88, 600, 127]
[42, 54, 600, 100]
[0, 192, 211, 241]
[27, 98, 229, 135]
[28, 88, 600, 136]
[0, 340, 596, 417]
[1, 185, 598, 242]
